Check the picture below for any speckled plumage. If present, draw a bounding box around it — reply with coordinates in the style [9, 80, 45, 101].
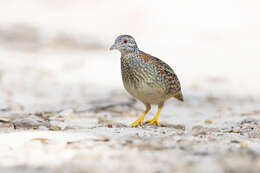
[110, 35, 183, 127]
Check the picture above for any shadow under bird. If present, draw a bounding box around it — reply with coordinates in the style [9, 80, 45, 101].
[110, 35, 183, 127]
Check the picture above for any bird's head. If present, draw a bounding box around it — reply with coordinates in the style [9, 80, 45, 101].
[109, 35, 138, 53]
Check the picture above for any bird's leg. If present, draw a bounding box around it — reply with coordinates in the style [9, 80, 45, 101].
[130, 104, 151, 127]
[146, 103, 163, 126]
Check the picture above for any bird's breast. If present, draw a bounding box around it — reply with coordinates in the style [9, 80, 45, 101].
[120, 56, 168, 104]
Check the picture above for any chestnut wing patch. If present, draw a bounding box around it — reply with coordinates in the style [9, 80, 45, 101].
[138, 52, 154, 63]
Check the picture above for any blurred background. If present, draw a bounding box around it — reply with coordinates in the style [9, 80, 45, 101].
[0, 0, 259, 112]
[0, 1, 260, 172]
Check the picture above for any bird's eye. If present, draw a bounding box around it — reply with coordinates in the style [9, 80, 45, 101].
[123, 40, 128, 43]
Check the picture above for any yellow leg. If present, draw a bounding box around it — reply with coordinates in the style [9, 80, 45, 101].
[130, 105, 151, 127]
[145, 106, 162, 126]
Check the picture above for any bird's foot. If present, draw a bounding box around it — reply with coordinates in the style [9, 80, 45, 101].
[130, 118, 144, 127]
[145, 118, 160, 126]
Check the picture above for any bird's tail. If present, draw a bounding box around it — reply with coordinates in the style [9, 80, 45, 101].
[173, 92, 184, 102]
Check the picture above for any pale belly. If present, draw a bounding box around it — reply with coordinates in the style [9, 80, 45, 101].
[123, 81, 168, 105]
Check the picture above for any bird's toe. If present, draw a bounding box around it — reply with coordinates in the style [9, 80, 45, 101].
[130, 119, 143, 127]
[145, 119, 160, 126]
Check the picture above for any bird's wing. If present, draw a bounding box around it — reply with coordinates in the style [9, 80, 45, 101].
[138, 50, 183, 101]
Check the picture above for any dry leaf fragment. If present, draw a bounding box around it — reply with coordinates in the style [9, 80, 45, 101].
[49, 125, 61, 131]
[205, 119, 212, 124]
[240, 141, 248, 148]
[0, 117, 11, 123]
[31, 138, 49, 144]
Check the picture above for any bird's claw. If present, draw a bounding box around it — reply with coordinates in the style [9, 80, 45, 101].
[145, 119, 160, 126]
[130, 119, 144, 127]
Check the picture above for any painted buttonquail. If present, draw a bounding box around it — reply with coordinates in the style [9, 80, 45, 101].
[110, 35, 183, 127]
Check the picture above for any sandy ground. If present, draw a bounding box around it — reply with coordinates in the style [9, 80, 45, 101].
[0, 1, 260, 173]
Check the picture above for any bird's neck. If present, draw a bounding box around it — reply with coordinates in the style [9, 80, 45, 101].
[120, 49, 139, 58]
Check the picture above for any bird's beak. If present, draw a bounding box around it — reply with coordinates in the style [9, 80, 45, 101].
[109, 43, 117, 51]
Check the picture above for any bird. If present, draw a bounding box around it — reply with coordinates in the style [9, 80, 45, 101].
[110, 35, 183, 127]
